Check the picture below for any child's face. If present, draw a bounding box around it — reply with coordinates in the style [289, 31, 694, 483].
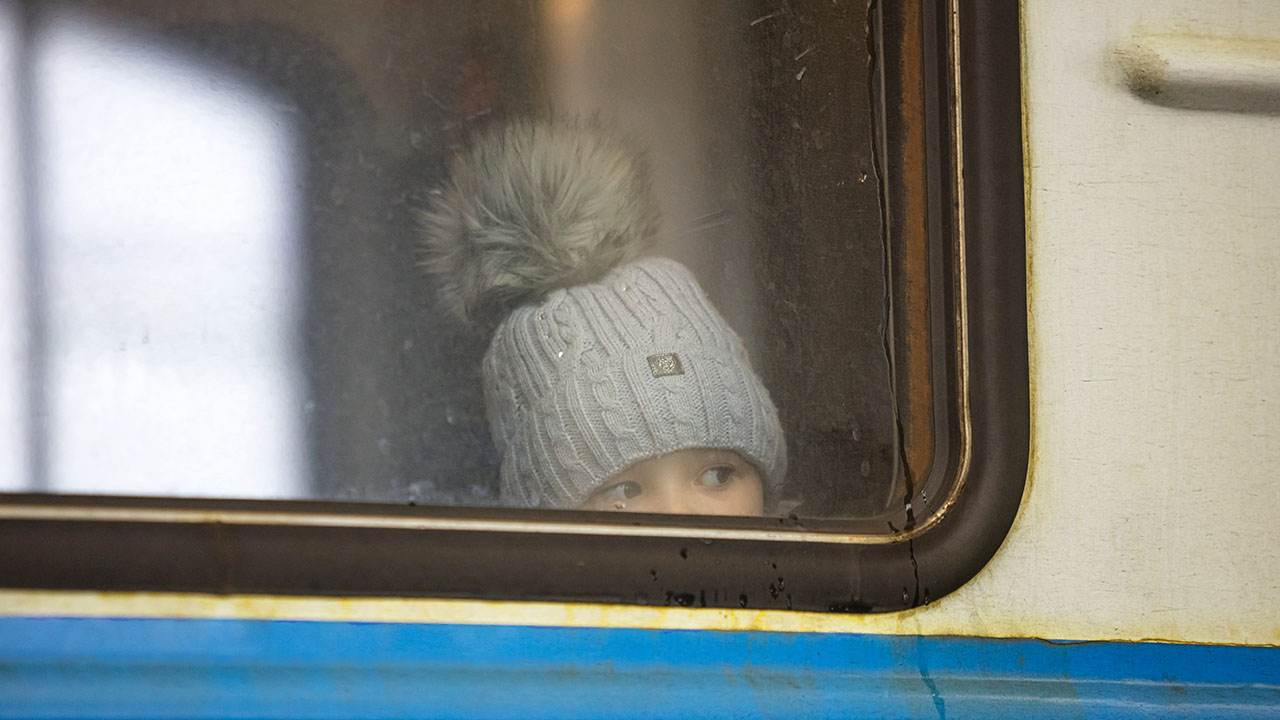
[578, 448, 764, 516]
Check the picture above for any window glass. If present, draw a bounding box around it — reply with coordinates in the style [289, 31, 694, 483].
[1, 0, 950, 524]
[0, 0, 24, 490]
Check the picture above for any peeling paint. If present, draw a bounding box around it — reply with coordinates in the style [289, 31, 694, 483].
[917, 654, 946, 719]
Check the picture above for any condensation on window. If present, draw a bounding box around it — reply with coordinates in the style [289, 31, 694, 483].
[0, 1, 917, 521]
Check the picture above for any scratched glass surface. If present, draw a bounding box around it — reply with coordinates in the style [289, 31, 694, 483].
[0, 1, 903, 519]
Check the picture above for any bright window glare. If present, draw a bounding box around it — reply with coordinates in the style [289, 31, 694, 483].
[0, 0, 27, 491]
[34, 12, 305, 497]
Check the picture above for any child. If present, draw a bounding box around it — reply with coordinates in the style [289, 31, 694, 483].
[419, 118, 785, 515]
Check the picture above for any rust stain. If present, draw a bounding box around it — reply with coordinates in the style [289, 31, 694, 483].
[1018, 0, 1038, 507]
[2, 589, 1277, 647]
[895, 0, 936, 493]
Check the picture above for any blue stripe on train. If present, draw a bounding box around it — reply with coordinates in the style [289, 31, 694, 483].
[1, 617, 1277, 719]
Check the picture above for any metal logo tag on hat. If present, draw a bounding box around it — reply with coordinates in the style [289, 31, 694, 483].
[647, 353, 684, 378]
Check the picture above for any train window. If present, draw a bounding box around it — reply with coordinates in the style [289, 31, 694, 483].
[0, 1, 1026, 611]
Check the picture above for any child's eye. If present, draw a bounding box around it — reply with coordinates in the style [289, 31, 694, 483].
[596, 481, 643, 504]
[697, 466, 735, 488]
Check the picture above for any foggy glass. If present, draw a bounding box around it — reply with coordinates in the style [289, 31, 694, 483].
[0, 0, 904, 519]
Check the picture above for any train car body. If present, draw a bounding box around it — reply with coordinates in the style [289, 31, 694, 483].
[2, 0, 1280, 718]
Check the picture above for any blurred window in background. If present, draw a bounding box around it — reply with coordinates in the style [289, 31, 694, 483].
[1, 2, 304, 497]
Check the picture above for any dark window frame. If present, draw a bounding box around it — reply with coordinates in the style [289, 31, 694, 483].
[0, 0, 1026, 613]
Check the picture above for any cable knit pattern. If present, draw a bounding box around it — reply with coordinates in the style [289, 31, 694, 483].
[484, 258, 786, 508]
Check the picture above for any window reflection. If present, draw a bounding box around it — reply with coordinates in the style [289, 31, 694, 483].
[6, 6, 305, 497]
[0, 2, 906, 521]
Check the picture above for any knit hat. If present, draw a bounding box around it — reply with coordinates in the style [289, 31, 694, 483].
[419, 118, 786, 508]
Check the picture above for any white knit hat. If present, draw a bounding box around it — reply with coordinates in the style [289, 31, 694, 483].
[419, 118, 786, 508]
[484, 257, 786, 507]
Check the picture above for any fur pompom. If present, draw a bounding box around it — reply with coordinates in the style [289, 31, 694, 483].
[418, 117, 660, 322]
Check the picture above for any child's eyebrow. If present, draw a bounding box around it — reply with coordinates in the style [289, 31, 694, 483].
[697, 448, 747, 464]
